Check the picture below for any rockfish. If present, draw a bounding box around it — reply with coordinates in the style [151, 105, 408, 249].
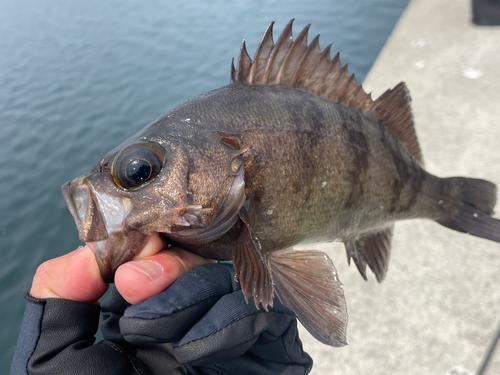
[62, 20, 500, 346]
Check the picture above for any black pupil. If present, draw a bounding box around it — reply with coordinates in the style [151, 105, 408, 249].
[126, 159, 151, 182]
[115, 145, 163, 189]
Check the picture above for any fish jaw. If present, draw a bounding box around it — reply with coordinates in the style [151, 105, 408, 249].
[62, 174, 149, 282]
[62, 176, 108, 242]
[89, 231, 150, 283]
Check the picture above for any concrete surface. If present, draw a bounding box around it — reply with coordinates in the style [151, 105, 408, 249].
[298, 0, 500, 374]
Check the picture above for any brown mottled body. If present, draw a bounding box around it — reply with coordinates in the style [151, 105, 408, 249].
[166, 83, 435, 257]
[62, 20, 500, 347]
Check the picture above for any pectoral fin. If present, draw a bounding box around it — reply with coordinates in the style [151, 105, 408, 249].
[233, 206, 274, 310]
[269, 249, 348, 347]
[345, 226, 394, 282]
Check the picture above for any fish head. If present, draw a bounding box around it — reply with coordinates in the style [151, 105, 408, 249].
[62, 117, 246, 282]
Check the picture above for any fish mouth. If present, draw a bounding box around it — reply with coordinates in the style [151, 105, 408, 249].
[62, 176, 149, 282]
[62, 177, 108, 242]
[89, 231, 150, 283]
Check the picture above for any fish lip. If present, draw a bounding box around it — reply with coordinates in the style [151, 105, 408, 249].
[97, 257, 114, 283]
[61, 178, 108, 242]
[62, 181, 82, 229]
[90, 231, 150, 283]
[86, 242, 114, 283]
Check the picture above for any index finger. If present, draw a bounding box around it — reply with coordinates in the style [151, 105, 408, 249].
[115, 234, 213, 304]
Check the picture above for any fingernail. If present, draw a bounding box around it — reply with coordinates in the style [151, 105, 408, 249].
[125, 260, 164, 281]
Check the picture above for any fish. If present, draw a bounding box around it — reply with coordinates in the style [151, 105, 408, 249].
[61, 19, 500, 347]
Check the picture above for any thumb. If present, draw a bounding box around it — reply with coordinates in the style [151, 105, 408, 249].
[30, 245, 108, 304]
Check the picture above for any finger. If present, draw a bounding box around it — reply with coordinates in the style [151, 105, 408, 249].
[115, 247, 212, 305]
[132, 232, 167, 260]
[30, 245, 108, 304]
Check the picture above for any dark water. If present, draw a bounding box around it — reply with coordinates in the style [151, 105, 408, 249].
[0, 0, 410, 371]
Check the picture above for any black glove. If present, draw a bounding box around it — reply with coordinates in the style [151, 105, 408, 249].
[101, 263, 313, 375]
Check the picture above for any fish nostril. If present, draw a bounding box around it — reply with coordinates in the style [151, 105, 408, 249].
[72, 185, 90, 224]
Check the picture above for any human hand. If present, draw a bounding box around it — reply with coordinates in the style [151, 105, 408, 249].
[21, 239, 312, 375]
[102, 263, 313, 374]
[29, 233, 210, 304]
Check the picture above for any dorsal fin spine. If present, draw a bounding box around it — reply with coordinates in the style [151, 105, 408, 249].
[237, 41, 251, 82]
[323, 61, 347, 99]
[311, 51, 336, 95]
[359, 93, 372, 111]
[276, 24, 310, 84]
[355, 85, 370, 108]
[323, 53, 343, 95]
[289, 25, 311, 82]
[346, 80, 362, 107]
[249, 21, 275, 84]
[292, 34, 320, 87]
[304, 44, 332, 91]
[233, 20, 424, 165]
[343, 73, 359, 102]
[263, 19, 294, 83]
[337, 72, 355, 102]
[230, 58, 236, 82]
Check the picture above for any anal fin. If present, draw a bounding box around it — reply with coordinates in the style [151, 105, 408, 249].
[345, 226, 394, 283]
[269, 249, 348, 347]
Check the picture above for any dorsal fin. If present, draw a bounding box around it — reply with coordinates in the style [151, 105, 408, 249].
[231, 20, 424, 164]
[365, 82, 423, 163]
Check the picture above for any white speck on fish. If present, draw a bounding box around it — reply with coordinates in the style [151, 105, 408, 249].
[322, 181, 327, 188]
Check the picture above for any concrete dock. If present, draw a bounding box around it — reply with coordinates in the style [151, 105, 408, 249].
[299, 0, 500, 373]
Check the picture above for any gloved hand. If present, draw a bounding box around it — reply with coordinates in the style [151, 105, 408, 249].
[100, 263, 313, 375]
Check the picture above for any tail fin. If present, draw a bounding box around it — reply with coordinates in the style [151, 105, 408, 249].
[437, 177, 500, 243]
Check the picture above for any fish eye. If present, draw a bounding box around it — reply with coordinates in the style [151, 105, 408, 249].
[111, 142, 166, 190]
